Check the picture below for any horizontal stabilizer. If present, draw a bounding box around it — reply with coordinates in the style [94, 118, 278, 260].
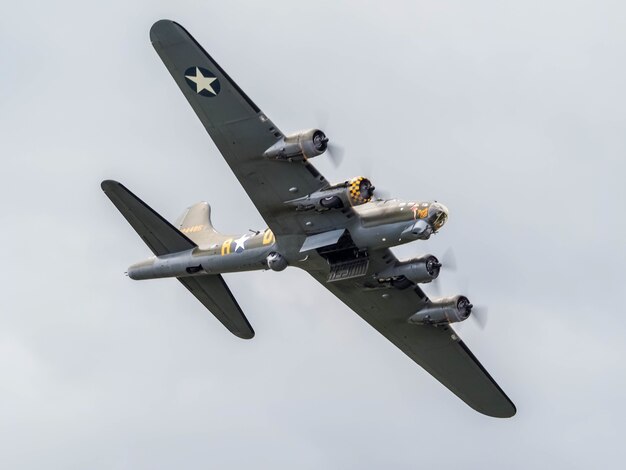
[178, 275, 255, 339]
[101, 180, 196, 256]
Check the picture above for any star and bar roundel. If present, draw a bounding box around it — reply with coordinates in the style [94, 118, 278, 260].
[184, 66, 221, 97]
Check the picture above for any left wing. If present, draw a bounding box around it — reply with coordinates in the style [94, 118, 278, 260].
[150, 20, 346, 238]
[307, 250, 516, 418]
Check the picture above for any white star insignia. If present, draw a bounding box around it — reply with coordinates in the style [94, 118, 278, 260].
[234, 234, 250, 252]
[185, 67, 218, 95]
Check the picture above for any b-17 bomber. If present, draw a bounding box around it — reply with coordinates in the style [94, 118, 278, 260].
[102, 20, 516, 418]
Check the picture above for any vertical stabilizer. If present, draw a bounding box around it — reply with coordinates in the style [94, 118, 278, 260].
[176, 202, 230, 246]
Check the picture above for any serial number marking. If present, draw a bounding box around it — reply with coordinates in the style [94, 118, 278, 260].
[181, 224, 205, 234]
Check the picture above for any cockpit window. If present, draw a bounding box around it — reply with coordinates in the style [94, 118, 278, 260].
[433, 211, 448, 230]
[428, 203, 449, 231]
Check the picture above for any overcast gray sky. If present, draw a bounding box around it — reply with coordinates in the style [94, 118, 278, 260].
[1, 1, 625, 468]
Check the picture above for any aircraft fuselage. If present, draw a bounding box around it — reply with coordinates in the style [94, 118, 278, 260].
[127, 198, 448, 280]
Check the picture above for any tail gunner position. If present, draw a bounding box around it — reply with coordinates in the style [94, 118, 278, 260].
[103, 20, 516, 418]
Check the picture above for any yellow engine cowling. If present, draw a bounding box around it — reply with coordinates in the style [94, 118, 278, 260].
[347, 177, 375, 205]
[285, 176, 375, 211]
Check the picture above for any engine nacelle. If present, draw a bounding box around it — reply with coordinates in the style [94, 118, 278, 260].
[376, 255, 441, 285]
[409, 295, 472, 325]
[263, 129, 328, 161]
[286, 176, 375, 211]
[266, 252, 288, 271]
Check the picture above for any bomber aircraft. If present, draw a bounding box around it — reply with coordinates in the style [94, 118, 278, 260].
[102, 20, 516, 418]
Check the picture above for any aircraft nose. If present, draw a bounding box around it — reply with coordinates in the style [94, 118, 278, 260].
[430, 202, 448, 215]
[429, 202, 449, 231]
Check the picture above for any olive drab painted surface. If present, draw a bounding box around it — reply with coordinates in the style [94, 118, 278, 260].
[102, 20, 516, 418]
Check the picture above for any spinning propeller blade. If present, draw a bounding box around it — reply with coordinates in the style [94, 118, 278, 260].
[470, 305, 489, 330]
[315, 111, 344, 168]
[429, 250, 489, 329]
[430, 248, 457, 296]
[326, 142, 344, 167]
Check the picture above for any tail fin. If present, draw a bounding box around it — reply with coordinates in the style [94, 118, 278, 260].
[176, 202, 229, 247]
[102, 180, 254, 339]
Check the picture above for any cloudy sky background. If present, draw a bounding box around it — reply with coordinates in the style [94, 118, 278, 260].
[1, 1, 625, 468]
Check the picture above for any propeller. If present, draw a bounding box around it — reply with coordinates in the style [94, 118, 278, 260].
[470, 305, 489, 329]
[313, 112, 389, 196]
[357, 178, 392, 202]
[357, 157, 390, 199]
[440, 247, 457, 271]
[429, 249, 489, 330]
[326, 141, 344, 167]
[315, 112, 344, 168]
[430, 248, 457, 296]
[457, 275, 489, 330]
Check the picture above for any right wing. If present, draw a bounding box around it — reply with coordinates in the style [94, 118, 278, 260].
[308, 250, 516, 418]
[150, 20, 347, 237]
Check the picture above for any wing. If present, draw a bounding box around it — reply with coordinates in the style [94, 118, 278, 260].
[307, 250, 516, 418]
[150, 20, 345, 237]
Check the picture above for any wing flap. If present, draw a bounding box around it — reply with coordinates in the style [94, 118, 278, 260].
[101, 180, 195, 256]
[178, 275, 254, 339]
